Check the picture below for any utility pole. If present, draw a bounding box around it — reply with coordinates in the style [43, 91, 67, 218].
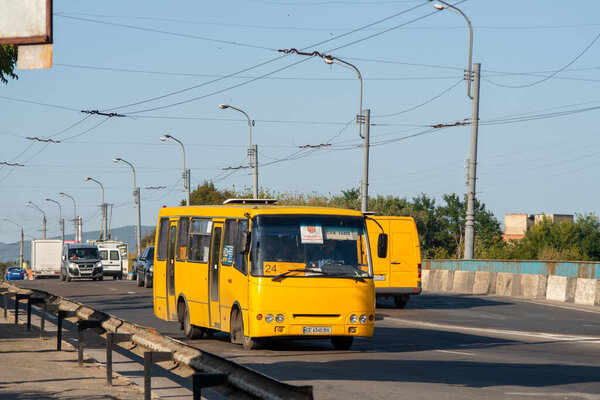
[464, 63, 481, 259]
[252, 144, 258, 199]
[361, 109, 370, 213]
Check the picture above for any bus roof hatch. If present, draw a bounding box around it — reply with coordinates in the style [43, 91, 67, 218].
[223, 198, 278, 205]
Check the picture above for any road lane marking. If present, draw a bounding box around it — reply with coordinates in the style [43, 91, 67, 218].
[435, 350, 475, 356]
[510, 298, 600, 315]
[383, 317, 600, 344]
[505, 392, 600, 399]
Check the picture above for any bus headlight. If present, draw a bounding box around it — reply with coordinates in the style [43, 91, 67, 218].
[350, 314, 358, 323]
[265, 314, 274, 323]
[359, 314, 367, 324]
[276, 314, 284, 323]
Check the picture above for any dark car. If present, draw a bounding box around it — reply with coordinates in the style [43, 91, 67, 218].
[4, 267, 25, 280]
[135, 246, 154, 288]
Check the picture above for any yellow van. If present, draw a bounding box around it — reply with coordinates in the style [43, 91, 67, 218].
[366, 216, 422, 308]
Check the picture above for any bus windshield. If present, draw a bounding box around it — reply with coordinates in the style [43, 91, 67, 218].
[251, 215, 373, 279]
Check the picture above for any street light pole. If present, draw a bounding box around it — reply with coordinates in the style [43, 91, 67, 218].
[219, 104, 258, 199]
[113, 157, 142, 259]
[60, 192, 79, 242]
[433, 0, 480, 259]
[323, 55, 368, 212]
[27, 201, 46, 240]
[3, 219, 23, 268]
[278, 49, 369, 212]
[45, 198, 64, 243]
[85, 177, 106, 241]
[160, 134, 190, 206]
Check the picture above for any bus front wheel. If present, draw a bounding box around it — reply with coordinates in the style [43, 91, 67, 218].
[183, 304, 203, 339]
[331, 336, 353, 350]
[231, 309, 260, 350]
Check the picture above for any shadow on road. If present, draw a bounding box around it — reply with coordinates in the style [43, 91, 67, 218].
[243, 357, 600, 388]
[377, 293, 514, 310]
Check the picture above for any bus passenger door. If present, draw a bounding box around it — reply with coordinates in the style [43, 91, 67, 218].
[208, 223, 223, 329]
[166, 222, 178, 321]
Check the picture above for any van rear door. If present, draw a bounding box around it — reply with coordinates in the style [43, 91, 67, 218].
[388, 218, 421, 290]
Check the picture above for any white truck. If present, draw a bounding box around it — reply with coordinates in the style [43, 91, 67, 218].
[88, 240, 130, 279]
[31, 239, 63, 279]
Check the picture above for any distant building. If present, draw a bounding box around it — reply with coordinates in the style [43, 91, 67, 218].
[503, 213, 574, 241]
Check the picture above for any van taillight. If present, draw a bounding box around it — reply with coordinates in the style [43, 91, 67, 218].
[418, 263, 422, 279]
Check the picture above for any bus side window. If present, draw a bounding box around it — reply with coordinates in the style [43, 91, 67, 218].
[176, 217, 189, 261]
[156, 218, 170, 261]
[221, 220, 237, 267]
[234, 220, 248, 275]
[188, 218, 211, 263]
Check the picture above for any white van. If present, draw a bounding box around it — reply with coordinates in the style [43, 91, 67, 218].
[97, 242, 126, 280]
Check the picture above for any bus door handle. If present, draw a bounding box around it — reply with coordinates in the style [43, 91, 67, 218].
[391, 261, 402, 264]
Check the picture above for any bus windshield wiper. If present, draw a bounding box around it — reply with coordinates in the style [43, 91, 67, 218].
[320, 272, 366, 283]
[272, 268, 326, 282]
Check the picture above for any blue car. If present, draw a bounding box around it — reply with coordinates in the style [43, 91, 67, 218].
[4, 267, 25, 280]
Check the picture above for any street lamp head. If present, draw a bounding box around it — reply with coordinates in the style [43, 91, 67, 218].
[433, 3, 446, 10]
[219, 104, 229, 109]
[59, 192, 66, 196]
[112, 158, 121, 163]
[84, 177, 91, 181]
[159, 136, 167, 141]
[44, 198, 51, 202]
[323, 56, 334, 65]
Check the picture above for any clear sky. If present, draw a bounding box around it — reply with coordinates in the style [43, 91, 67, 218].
[1, 0, 599, 255]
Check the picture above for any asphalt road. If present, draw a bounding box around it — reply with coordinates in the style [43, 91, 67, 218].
[14, 279, 600, 400]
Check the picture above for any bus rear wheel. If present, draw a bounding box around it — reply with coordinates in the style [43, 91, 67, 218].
[331, 336, 353, 350]
[394, 294, 409, 309]
[183, 304, 203, 339]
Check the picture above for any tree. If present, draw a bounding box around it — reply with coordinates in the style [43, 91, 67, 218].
[185, 181, 235, 206]
[511, 213, 600, 261]
[0, 45, 18, 84]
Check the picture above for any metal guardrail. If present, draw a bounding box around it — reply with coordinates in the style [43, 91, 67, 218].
[1, 282, 313, 400]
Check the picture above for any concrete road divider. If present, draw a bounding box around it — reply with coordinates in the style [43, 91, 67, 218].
[422, 260, 600, 306]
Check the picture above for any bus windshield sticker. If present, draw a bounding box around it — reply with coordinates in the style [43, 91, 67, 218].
[222, 245, 234, 265]
[324, 227, 358, 241]
[300, 224, 323, 244]
[202, 247, 210, 263]
[207, 220, 213, 232]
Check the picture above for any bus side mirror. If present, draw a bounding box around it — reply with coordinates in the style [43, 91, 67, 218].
[377, 234, 388, 258]
[238, 231, 251, 255]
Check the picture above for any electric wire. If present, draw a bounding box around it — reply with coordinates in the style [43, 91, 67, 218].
[482, 31, 600, 89]
[100, 1, 431, 113]
[372, 79, 463, 118]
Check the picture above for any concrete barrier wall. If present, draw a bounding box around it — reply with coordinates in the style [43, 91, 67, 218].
[421, 260, 600, 306]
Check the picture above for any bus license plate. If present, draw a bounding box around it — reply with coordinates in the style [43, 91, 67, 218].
[303, 327, 332, 334]
[374, 275, 386, 281]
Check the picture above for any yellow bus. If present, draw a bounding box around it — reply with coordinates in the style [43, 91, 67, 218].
[153, 199, 380, 350]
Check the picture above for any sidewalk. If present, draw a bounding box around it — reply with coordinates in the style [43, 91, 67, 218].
[0, 315, 143, 400]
